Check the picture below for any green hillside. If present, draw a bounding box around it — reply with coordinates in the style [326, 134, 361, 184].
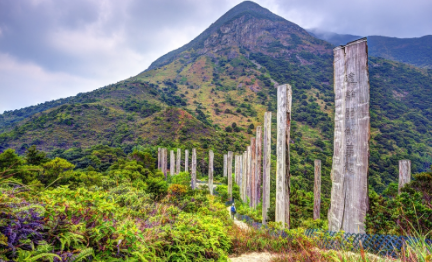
[0, 1, 431, 195]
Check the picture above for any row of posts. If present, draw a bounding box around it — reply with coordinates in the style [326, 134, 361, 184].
[156, 87, 411, 230]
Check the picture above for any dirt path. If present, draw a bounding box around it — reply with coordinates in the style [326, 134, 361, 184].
[227, 206, 249, 231]
[229, 252, 277, 262]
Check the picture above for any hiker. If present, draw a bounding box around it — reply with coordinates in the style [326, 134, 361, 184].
[230, 203, 236, 219]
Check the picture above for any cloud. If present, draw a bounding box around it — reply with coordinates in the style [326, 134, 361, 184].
[0, 0, 431, 112]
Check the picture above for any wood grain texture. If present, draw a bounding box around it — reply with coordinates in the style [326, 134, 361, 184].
[158, 148, 161, 170]
[185, 150, 189, 173]
[208, 150, 214, 195]
[191, 148, 197, 189]
[242, 151, 247, 202]
[163, 148, 168, 179]
[398, 160, 411, 194]
[223, 154, 228, 177]
[170, 150, 175, 176]
[262, 112, 271, 224]
[250, 137, 256, 208]
[228, 151, 233, 201]
[276, 84, 292, 228]
[256, 126, 262, 207]
[314, 160, 322, 220]
[235, 155, 239, 186]
[247, 146, 251, 203]
[329, 38, 370, 234]
[176, 148, 181, 175]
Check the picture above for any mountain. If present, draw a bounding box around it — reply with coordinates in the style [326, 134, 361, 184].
[1, 1, 431, 194]
[308, 28, 432, 69]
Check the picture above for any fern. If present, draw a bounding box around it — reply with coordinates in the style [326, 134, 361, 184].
[72, 247, 95, 262]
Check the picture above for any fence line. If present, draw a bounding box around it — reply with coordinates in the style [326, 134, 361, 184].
[225, 200, 431, 258]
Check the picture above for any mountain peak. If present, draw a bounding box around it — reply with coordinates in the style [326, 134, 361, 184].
[145, 1, 299, 71]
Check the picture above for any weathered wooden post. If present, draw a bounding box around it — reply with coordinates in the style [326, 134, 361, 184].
[250, 137, 256, 208]
[176, 148, 181, 174]
[208, 150, 214, 195]
[256, 126, 262, 207]
[185, 149, 189, 173]
[223, 154, 228, 177]
[234, 155, 238, 185]
[314, 160, 322, 220]
[191, 148, 197, 189]
[158, 148, 161, 170]
[237, 155, 243, 195]
[246, 146, 251, 204]
[242, 151, 247, 202]
[398, 160, 411, 194]
[329, 38, 370, 234]
[262, 112, 271, 224]
[163, 148, 168, 179]
[228, 151, 233, 201]
[170, 150, 175, 176]
[276, 84, 292, 228]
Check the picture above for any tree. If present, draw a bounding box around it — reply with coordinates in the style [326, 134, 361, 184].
[25, 146, 48, 166]
[41, 158, 75, 187]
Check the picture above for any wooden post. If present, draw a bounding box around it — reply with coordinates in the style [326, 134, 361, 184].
[237, 155, 243, 199]
[329, 38, 370, 234]
[314, 160, 322, 220]
[227, 151, 233, 201]
[256, 126, 262, 207]
[170, 150, 175, 176]
[250, 137, 256, 208]
[228, 151, 233, 201]
[176, 148, 181, 174]
[158, 148, 161, 170]
[242, 151, 247, 202]
[185, 149, 189, 173]
[208, 150, 214, 195]
[191, 148, 197, 189]
[246, 146, 251, 204]
[234, 155, 238, 185]
[162, 148, 168, 179]
[398, 160, 411, 194]
[276, 84, 292, 228]
[223, 154, 227, 177]
[262, 112, 271, 224]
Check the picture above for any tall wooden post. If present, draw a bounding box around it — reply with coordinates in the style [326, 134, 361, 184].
[242, 151, 247, 202]
[234, 156, 238, 185]
[329, 38, 370, 234]
[314, 160, 322, 220]
[246, 146, 251, 204]
[228, 151, 233, 201]
[262, 112, 271, 224]
[162, 148, 168, 179]
[158, 148, 161, 170]
[276, 84, 292, 228]
[250, 137, 256, 208]
[176, 148, 181, 174]
[237, 155, 243, 195]
[191, 148, 197, 189]
[208, 150, 214, 195]
[185, 149, 189, 173]
[170, 150, 175, 176]
[223, 154, 228, 177]
[398, 160, 411, 194]
[256, 126, 262, 207]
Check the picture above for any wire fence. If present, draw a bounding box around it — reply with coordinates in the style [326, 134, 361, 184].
[225, 200, 432, 257]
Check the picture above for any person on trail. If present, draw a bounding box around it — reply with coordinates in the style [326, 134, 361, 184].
[230, 203, 236, 219]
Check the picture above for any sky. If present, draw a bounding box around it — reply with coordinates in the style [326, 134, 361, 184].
[1, 0, 431, 113]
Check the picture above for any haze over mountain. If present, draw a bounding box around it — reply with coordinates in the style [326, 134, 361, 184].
[0, 1, 431, 194]
[308, 28, 432, 68]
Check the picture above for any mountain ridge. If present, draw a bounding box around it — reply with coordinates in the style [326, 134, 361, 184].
[308, 28, 432, 68]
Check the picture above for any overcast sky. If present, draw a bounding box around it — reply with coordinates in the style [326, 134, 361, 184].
[1, 0, 431, 113]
